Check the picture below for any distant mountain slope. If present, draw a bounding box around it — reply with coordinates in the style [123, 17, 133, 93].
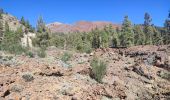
[47, 21, 120, 33]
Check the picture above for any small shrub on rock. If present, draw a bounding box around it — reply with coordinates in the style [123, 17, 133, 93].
[26, 51, 34, 58]
[157, 71, 170, 81]
[22, 73, 34, 82]
[90, 58, 107, 83]
[10, 84, 24, 93]
[37, 48, 46, 58]
[61, 52, 72, 63]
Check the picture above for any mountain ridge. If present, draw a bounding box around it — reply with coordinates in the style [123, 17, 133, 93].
[47, 21, 120, 33]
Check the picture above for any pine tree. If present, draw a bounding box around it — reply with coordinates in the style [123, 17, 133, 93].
[3, 22, 16, 43]
[2, 22, 12, 48]
[20, 17, 34, 33]
[100, 25, 112, 48]
[92, 28, 100, 49]
[133, 25, 145, 45]
[100, 30, 108, 48]
[107, 26, 120, 47]
[103, 24, 119, 47]
[34, 16, 49, 48]
[120, 16, 134, 47]
[15, 26, 24, 39]
[1, 22, 24, 54]
[164, 11, 170, 44]
[0, 10, 3, 38]
[111, 29, 119, 47]
[152, 26, 163, 45]
[37, 16, 46, 33]
[25, 20, 30, 29]
[20, 16, 26, 26]
[5, 22, 9, 33]
[144, 13, 153, 45]
[146, 26, 154, 45]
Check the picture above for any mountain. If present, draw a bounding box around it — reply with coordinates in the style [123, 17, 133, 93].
[47, 21, 120, 33]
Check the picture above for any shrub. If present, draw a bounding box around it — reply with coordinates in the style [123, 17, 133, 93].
[49, 35, 65, 49]
[76, 42, 92, 54]
[162, 72, 170, 80]
[37, 48, 46, 58]
[10, 84, 24, 93]
[22, 73, 34, 82]
[90, 58, 107, 83]
[158, 71, 170, 81]
[1, 27, 26, 55]
[1, 43, 26, 55]
[61, 52, 72, 63]
[26, 51, 34, 58]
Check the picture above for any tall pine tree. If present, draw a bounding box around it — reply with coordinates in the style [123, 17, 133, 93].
[120, 16, 134, 47]
[0, 10, 3, 39]
[92, 28, 100, 49]
[144, 13, 153, 45]
[37, 16, 46, 33]
[133, 25, 145, 45]
[152, 26, 163, 45]
[164, 11, 170, 44]
[20, 16, 26, 26]
[34, 16, 49, 48]
[100, 25, 113, 48]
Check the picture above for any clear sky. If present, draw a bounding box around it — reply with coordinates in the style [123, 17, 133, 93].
[0, 0, 169, 27]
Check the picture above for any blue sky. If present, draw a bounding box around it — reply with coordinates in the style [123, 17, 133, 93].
[0, 0, 169, 27]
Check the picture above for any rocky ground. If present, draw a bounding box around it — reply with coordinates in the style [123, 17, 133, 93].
[0, 45, 170, 100]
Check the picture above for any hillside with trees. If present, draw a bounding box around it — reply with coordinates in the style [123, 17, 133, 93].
[0, 8, 170, 100]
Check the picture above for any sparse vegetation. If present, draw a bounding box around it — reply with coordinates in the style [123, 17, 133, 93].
[44, 11, 170, 53]
[61, 52, 72, 63]
[10, 84, 24, 93]
[162, 73, 170, 80]
[133, 25, 145, 45]
[22, 73, 34, 82]
[90, 58, 107, 83]
[157, 71, 170, 81]
[37, 48, 46, 58]
[0, 4, 170, 100]
[0, 9, 3, 38]
[33, 16, 50, 49]
[26, 51, 34, 58]
[120, 16, 134, 47]
[0, 21, 26, 54]
[0, 8, 169, 58]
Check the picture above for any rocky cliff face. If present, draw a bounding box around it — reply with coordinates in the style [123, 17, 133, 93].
[2, 14, 22, 31]
[1, 14, 35, 48]
[47, 21, 120, 33]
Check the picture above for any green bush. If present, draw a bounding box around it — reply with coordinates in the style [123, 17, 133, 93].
[49, 35, 65, 49]
[76, 42, 92, 54]
[0, 26, 26, 55]
[61, 52, 72, 63]
[22, 73, 34, 82]
[37, 48, 46, 58]
[90, 58, 107, 83]
[26, 51, 34, 58]
[0, 43, 26, 55]
[158, 71, 170, 81]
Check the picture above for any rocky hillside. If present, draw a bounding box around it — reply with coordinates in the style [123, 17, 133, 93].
[47, 21, 120, 33]
[0, 45, 170, 100]
[1, 13, 35, 47]
[2, 14, 23, 31]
